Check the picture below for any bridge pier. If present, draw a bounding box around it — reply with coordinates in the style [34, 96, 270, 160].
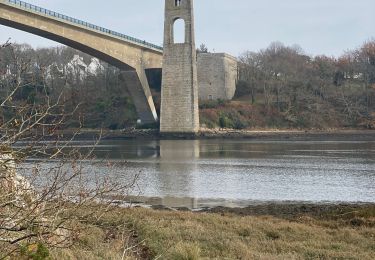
[120, 68, 158, 124]
[160, 0, 200, 133]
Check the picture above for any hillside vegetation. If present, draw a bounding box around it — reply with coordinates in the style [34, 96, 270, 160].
[201, 41, 375, 130]
[1, 40, 374, 130]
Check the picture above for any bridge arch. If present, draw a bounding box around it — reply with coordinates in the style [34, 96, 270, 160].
[0, 0, 163, 123]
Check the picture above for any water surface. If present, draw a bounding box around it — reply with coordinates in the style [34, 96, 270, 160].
[23, 139, 375, 208]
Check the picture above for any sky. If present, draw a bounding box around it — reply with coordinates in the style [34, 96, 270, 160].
[0, 0, 374, 57]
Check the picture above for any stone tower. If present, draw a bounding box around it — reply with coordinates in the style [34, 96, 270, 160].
[160, 0, 199, 133]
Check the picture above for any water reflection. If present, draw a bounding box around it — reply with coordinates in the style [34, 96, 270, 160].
[20, 139, 375, 208]
[156, 140, 200, 202]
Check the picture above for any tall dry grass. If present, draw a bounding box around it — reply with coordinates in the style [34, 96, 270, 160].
[50, 205, 375, 260]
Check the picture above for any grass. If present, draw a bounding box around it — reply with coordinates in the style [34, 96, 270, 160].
[47, 204, 375, 260]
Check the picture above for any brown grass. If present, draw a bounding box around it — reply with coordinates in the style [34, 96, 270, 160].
[47, 204, 375, 260]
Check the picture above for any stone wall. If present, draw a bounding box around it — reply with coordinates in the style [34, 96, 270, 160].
[197, 53, 238, 101]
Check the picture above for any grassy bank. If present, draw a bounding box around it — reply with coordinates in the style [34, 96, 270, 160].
[48, 204, 375, 260]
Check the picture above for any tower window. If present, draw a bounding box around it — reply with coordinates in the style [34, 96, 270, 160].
[175, 0, 181, 7]
[173, 18, 185, 43]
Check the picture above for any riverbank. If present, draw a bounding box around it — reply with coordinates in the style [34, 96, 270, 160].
[51, 203, 375, 259]
[60, 128, 375, 141]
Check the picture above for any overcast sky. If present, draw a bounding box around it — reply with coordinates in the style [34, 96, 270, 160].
[0, 0, 374, 57]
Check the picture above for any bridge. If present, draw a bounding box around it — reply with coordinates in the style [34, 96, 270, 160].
[0, 0, 163, 124]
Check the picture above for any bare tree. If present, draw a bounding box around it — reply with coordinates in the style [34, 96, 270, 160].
[0, 42, 135, 258]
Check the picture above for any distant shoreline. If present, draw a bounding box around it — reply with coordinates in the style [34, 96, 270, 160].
[61, 128, 375, 141]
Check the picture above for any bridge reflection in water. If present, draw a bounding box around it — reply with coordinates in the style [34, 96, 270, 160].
[157, 140, 200, 209]
[19, 139, 375, 209]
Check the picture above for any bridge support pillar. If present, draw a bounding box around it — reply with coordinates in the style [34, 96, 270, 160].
[160, 0, 199, 133]
[120, 69, 158, 124]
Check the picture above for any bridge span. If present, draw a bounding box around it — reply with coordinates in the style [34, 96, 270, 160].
[0, 0, 163, 123]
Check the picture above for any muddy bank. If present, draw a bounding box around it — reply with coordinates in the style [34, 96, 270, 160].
[114, 195, 375, 223]
[198, 129, 375, 141]
[205, 203, 375, 222]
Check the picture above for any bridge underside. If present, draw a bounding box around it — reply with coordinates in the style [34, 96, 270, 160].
[0, 1, 163, 123]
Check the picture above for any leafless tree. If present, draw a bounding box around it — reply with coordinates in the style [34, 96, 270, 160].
[0, 42, 136, 258]
[237, 40, 375, 128]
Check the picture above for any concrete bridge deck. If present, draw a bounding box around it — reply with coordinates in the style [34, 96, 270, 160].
[0, 0, 163, 123]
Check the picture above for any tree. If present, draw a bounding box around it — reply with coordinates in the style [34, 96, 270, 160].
[0, 42, 135, 258]
[236, 41, 375, 128]
[358, 40, 375, 113]
[238, 51, 263, 104]
[197, 43, 208, 53]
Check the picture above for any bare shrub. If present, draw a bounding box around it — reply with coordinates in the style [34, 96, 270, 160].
[0, 41, 135, 258]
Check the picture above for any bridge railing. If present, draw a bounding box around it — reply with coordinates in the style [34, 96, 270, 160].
[5, 0, 163, 51]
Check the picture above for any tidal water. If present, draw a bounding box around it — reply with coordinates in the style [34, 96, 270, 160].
[22, 138, 375, 208]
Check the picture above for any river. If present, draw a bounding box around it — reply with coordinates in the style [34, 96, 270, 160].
[22, 138, 375, 209]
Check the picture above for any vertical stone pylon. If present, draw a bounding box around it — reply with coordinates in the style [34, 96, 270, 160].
[160, 0, 199, 133]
